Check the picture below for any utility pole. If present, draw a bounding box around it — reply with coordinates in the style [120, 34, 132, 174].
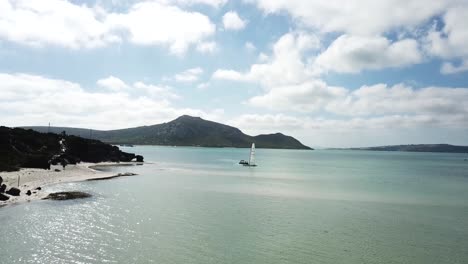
[48, 122, 50, 133]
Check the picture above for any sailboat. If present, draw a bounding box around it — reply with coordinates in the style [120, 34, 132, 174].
[239, 143, 257, 167]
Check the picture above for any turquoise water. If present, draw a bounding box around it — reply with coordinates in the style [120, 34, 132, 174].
[1, 147, 467, 263]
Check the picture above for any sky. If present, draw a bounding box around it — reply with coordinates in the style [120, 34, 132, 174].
[1, 0, 468, 147]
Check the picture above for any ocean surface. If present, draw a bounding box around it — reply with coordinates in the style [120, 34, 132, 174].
[1, 146, 467, 264]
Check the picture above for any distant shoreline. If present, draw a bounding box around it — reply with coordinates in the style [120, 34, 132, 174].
[327, 144, 468, 154]
[118, 144, 313, 150]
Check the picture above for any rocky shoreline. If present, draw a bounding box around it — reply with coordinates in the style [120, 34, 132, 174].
[0, 162, 141, 207]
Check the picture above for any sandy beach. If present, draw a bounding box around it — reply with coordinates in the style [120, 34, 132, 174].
[0, 162, 137, 207]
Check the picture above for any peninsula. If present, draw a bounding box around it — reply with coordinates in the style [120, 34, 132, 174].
[345, 144, 468, 154]
[25, 115, 312, 150]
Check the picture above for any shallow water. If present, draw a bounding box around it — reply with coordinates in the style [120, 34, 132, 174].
[1, 147, 468, 263]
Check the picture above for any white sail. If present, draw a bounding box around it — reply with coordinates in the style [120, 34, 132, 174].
[249, 143, 255, 166]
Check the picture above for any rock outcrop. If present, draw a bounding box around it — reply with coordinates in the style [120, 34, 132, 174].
[0, 193, 9, 201]
[136, 155, 144, 162]
[0, 126, 143, 172]
[43, 191, 91, 200]
[6, 187, 21, 196]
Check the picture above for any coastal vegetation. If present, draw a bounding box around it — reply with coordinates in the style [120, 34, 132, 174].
[0, 126, 141, 172]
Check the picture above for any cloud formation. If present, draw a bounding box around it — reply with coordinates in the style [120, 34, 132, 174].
[424, 6, 468, 74]
[246, 0, 468, 74]
[172, 0, 228, 8]
[315, 35, 423, 73]
[0, 0, 216, 55]
[213, 31, 320, 87]
[97, 76, 129, 91]
[247, 0, 454, 35]
[248, 80, 346, 112]
[211, 27, 468, 134]
[222, 11, 247, 31]
[0, 72, 221, 129]
[174, 67, 204, 82]
[196, 41, 218, 54]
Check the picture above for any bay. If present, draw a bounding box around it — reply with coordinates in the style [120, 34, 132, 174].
[1, 146, 467, 264]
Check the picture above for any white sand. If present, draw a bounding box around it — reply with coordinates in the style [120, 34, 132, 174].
[0, 162, 136, 207]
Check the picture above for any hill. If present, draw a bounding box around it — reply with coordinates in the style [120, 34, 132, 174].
[348, 144, 468, 154]
[0, 126, 140, 172]
[24, 115, 312, 149]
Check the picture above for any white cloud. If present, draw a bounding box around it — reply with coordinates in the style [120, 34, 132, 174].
[315, 35, 423, 73]
[424, 7, 468, 59]
[0, 72, 222, 129]
[248, 80, 347, 112]
[229, 114, 305, 132]
[212, 31, 320, 87]
[132, 81, 180, 100]
[196, 41, 218, 54]
[246, 80, 468, 127]
[97, 76, 129, 91]
[226, 112, 468, 149]
[257, 52, 269, 62]
[245, 41, 256, 52]
[107, 1, 215, 55]
[172, 0, 228, 8]
[327, 84, 468, 117]
[0, 0, 216, 55]
[174, 67, 204, 82]
[197, 82, 210, 90]
[0, 73, 81, 101]
[97, 75, 179, 99]
[247, 0, 454, 35]
[424, 7, 468, 73]
[441, 59, 468, 74]
[212, 69, 248, 81]
[230, 113, 468, 147]
[0, 0, 118, 49]
[222, 11, 247, 31]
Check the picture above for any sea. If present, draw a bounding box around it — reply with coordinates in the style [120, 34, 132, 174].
[1, 146, 467, 264]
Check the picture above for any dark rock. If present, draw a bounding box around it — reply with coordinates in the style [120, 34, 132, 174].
[136, 155, 144, 162]
[0, 176, 3, 185]
[0, 193, 9, 201]
[26, 190, 32, 196]
[43, 191, 91, 200]
[35, 187, 42, 190]
[54, 169, 61, 172]
[118, 172, 137, 176]
[6, 187, 21, 196]
[0, 184, 6, 193]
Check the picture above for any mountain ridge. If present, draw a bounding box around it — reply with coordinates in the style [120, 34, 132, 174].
[23, 115, 312, 150]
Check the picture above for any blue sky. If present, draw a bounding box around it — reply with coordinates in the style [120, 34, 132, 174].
[1, 0, 468, 147]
